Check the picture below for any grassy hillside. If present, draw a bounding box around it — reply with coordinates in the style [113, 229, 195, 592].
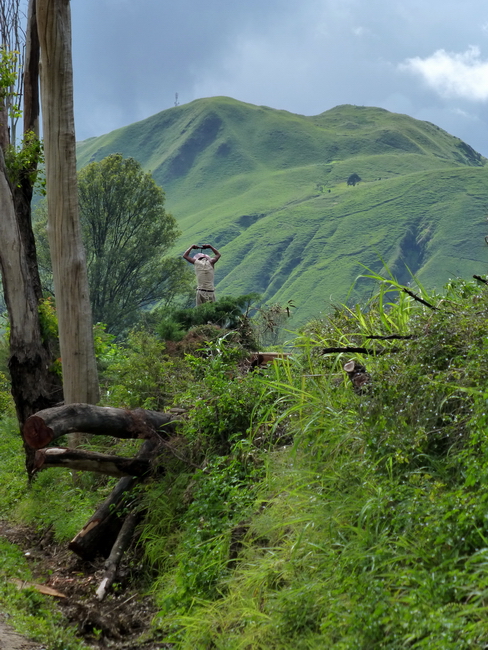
[76, 97, 488, 328]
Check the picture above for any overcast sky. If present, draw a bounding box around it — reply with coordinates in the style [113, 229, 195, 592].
[69, 0, 488, 156]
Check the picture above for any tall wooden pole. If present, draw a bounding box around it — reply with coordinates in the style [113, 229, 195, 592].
[37, 0, 99, 416]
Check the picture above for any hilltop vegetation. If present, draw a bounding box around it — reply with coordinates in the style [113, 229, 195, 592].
[77, 97, 488, 328]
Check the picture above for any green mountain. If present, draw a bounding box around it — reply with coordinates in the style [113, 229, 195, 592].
[76, 97, 488, 328]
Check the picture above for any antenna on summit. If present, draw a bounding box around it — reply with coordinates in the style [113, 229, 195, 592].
[174, 92, 179, 107]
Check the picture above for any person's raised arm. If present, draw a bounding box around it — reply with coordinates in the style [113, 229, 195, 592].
[183, 244, 199, 264]
[204, 244, 221, 265]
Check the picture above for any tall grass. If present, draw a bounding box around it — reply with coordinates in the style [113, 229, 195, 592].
[3, 273, 488, 647]
[143, 274, 488, 648]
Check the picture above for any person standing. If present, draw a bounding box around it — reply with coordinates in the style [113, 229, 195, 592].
[183, 244, 221, 305]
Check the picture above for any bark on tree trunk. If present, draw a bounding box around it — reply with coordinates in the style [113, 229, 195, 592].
[23, 0, 41, 139]
[0, 149, 62, 472]
[0, 1, 63, 474]
[37, 0, 100, 445]
[23, 403, 178, 449]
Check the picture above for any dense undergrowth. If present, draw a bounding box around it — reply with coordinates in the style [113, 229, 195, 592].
[2, 274, 488, 647]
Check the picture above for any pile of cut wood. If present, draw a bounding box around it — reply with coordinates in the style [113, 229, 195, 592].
[23, 404, 181, 601]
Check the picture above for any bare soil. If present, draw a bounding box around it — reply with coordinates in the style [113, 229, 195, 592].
[0, 617, 43, 650]
[0, 521, 172, 649]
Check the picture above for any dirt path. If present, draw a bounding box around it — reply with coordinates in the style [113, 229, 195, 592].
[0, 618, 43, 650]
[0, 520, 167, 649]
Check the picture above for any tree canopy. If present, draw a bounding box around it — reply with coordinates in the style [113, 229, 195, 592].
[347, 172, 362, 186]
[36, 153, 191, 334]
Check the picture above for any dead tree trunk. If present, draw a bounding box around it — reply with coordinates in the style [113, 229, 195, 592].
[33, 447, 153, 478]
[23, 403, 177, 450]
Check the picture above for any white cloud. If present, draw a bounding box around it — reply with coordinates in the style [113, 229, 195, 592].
[400, 46, 488, 101]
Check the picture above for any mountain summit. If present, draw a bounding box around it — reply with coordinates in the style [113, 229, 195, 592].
[77, 97, 488, 326]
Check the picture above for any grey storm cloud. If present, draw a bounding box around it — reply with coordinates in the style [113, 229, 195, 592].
[71, 0, 488, 156]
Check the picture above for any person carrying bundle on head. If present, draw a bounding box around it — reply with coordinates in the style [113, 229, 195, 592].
[183, 243, 221, 306]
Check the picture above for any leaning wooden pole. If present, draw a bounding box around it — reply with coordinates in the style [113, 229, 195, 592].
[68, 475, 139, 560]
[68, 437, 161, 559]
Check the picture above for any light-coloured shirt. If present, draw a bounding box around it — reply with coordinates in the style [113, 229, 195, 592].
[194, 258, 215, 291]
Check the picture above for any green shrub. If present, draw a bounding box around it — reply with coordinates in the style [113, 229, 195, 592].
[99, 328, 191, 410]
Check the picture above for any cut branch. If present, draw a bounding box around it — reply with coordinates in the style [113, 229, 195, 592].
[473, 275, 488, 286]
[96, 509, 141, 601]
[402, 288, 438, 310]
[68, 475, 137, 560]
[321, 346, 399, 356]
[365, 334, 414, 340]
[34, 447, 152, 478]
[68, 438, 159, 559]
[23, 403, 178, 449]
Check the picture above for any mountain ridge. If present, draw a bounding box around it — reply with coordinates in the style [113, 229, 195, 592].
[76, 97, 488, 328]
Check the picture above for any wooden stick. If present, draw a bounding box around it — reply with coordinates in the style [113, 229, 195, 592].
[96, 510, 141, 601]
[365, 334, 414, 340]
[473, 274, 488, 286]
[68, 475, 138, 560]
[402, 288, 438, 310]
[33, 447, 152, 478]
[322, 345, 401, 356]
[68, 438, 158, 559]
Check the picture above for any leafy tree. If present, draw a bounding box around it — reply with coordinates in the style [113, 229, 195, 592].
[347, 172, 361, 186]
[35, 153, 191, 334]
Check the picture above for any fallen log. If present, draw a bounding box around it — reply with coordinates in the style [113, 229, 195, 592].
[33, 447, 152, 478]
[23, 403, 177, 450]
[96, 509, 141, 601]
[68, 438, 158, 559]
[68, 474, 138, 559]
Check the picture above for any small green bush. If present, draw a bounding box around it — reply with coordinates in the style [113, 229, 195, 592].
[99, 328, 191, 410]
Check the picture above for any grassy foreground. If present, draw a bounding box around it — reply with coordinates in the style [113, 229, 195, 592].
[2, 274, 488, 647]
